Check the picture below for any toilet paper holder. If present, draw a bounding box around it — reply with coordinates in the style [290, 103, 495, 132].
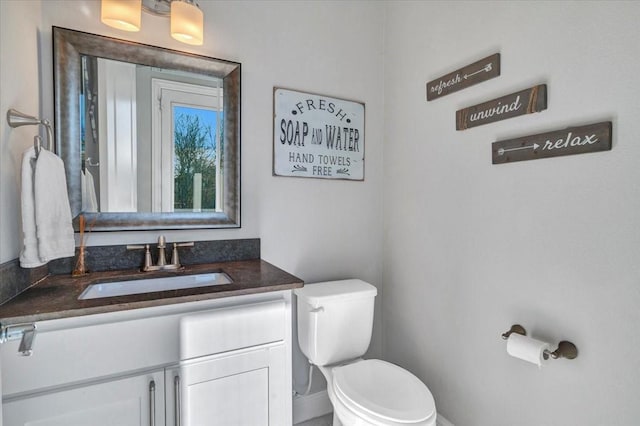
[501, 324, 578, 360]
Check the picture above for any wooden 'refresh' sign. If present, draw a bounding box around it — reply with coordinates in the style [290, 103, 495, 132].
[426, 53, 500, 101]
[492, 121, 612, 164]
[456, 85, 547, 130]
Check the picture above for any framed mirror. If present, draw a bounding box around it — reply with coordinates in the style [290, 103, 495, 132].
[53, 27, 240, 231]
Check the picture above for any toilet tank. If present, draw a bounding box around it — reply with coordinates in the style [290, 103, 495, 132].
[295, 279, 377, 366]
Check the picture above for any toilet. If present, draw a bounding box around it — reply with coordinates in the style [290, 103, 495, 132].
[295, 279, 437, 426]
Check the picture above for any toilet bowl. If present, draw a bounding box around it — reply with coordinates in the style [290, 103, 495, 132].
[320, 359, 436, 426]
[295, 280, 437, 426]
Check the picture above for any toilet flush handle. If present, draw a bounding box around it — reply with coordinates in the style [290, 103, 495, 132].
[310, 306, 324, 313]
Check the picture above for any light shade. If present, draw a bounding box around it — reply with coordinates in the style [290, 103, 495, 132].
[170, 1, 204, 46]
[101, 0, 142, 32]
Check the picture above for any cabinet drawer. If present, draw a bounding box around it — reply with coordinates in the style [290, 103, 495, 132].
[180, 300, 286, 360]
[1, 314, 180, 398]
[1, 292, 291, 399]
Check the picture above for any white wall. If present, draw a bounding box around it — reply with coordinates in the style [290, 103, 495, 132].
[383, 2, 640, 425]
[0, 0, 385, 394]
[0, 0, 43, 263]
[6, 1, 640, 424]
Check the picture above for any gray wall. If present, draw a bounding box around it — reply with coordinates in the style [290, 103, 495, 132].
[383, 2, 640, 425]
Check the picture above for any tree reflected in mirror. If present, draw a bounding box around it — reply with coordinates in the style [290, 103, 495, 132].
[173, 109, 220, 212]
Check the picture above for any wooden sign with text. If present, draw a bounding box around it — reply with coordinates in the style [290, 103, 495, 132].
[456, 84, 547, 130]
[492, 121, 612, 164]
[426, 53, 500, 101]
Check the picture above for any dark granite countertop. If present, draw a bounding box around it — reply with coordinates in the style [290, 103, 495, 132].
[0, 260, 303, 326]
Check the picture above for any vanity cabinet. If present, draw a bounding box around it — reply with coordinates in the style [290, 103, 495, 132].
[177, 344, 286, 425]
[0, 291, 293, 426]
[3, 370, 166, 426]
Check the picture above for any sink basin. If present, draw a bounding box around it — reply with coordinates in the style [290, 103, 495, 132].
[78, 272, 233, 300]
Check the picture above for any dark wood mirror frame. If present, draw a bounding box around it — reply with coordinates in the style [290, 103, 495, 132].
[53, 27, 240, 231]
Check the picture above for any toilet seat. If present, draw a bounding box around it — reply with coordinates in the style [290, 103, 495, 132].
[332, 359, 436, 425]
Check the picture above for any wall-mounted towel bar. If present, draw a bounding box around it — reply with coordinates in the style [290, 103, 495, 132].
[6, 109, 54, 157]
[501, 324, 578, 360]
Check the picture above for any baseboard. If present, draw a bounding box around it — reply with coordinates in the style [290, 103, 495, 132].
[437, 412, 454, 426]
[292, 390, 333, 424]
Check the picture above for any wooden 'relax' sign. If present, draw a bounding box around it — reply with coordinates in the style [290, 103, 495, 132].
[456, 84, 547, 130]
[426, 53, 500, 101]
[492, 121, 612, 164]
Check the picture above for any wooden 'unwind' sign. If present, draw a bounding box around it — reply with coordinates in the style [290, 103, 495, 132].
[273, 88, 365, 180]
[456, 85, 547, 130]
[426, 53, 500, 101]
[492, 121, 612, 164]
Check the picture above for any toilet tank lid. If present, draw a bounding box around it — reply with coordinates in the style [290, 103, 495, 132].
[294, 279, 377, 305]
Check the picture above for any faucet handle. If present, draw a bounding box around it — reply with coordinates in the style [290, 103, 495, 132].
[171, 242, 194, 267]
[127, 244, 153, 271]
[175, 242, 195, 248]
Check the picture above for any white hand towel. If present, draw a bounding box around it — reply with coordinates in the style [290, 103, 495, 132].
[81, 171, 87, 211]
[34, 149, 75, 263]
[19, 147, 45, 268]
[81, 169, 99, 212]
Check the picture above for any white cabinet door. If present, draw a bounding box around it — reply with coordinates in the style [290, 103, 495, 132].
[3, 370, 165, 426]
[179, 344, 288, 426]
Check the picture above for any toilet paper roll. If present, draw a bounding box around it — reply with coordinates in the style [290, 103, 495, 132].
[506, 333, 551, 367]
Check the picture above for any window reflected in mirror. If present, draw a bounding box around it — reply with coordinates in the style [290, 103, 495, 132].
[172, 105, 223, 213]
[80, 56, 224, 214]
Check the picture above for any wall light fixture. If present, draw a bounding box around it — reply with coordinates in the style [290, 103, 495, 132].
[101, 0, 204, 46]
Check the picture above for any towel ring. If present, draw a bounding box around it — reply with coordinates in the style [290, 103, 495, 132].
[33, 135, 43, 157]
[85, 157, 100, 167]
[6, 109, 54, 157]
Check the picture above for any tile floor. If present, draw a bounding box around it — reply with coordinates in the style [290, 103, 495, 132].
[295, 413, 333, 426]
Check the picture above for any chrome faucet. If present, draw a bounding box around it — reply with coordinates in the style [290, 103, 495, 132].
[127, 235, 194, 272]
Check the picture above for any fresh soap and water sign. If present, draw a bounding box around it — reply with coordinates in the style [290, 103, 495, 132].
[273, 88, 365, 180]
